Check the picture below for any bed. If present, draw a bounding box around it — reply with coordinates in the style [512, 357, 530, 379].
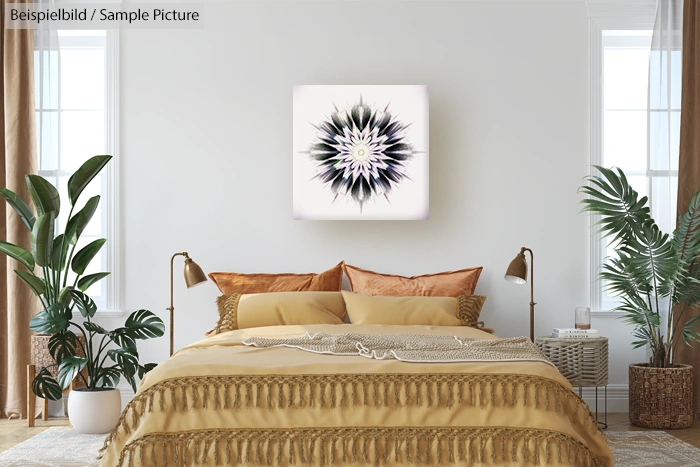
[98, 323, 613, 466]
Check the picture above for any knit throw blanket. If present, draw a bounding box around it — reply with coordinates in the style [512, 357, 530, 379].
[242, 333, 553, 365]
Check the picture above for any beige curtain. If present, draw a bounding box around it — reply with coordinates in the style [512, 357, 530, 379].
[675, 0, 700, 418]
[0, 0, 39, 419]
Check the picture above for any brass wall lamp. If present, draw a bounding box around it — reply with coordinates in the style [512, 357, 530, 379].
[504, 247, 536, 341]
[168, 252, 208, 356]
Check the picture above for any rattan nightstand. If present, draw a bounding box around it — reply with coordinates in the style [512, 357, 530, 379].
[535, 336, 609, 428]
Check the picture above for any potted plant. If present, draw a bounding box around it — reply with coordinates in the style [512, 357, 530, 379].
[580, 166, 700, 429]
[0, 155, 164, 433]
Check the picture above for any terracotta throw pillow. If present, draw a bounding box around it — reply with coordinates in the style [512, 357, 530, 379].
[342, 264, 483, 297]
[209, 262, 343, 294]
[212, 291, 346, 334]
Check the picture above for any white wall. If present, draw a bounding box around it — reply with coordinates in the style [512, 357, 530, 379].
[102, 0, 645, 408]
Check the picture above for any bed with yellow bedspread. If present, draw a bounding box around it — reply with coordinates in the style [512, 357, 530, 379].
[99, 324, 613, 467]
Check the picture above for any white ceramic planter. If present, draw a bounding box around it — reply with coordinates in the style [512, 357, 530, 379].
[67, 388, 121, 434]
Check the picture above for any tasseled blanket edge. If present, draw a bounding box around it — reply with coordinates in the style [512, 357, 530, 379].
[115, 426, 607, 467]
[100, 373, 602, 458]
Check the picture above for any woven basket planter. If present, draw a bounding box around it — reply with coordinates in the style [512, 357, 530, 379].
[31, 334, 87, 390]
[629, 363, 693, 429]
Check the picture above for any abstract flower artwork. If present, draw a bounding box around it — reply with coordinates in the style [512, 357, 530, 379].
[293, 85, 429, 220]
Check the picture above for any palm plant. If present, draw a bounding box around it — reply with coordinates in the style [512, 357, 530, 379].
[580, 166, 700, 368]
[0, 155, 164, 399]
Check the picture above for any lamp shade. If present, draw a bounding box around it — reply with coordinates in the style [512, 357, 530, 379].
[504, 251, 528, 284]
[183, 257, 207, 288]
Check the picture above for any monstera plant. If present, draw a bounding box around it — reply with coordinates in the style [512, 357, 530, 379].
[0, 156, 163, 432]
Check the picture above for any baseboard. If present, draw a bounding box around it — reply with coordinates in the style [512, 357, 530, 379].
[580, 384, 628, 415]
[117, 383, 135, 410]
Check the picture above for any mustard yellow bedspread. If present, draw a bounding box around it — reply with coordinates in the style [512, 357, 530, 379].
[99, 324, 613, 467]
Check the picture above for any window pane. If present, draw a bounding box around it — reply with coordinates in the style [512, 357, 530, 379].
[603, 111, 647, 171]
[649, 51, 682, 111]
[649, 110, 681, 172]
[650, 175, 678, 235]
[60, 48, 104, 110]
[604, 48, 649, 110]
[60, 111, 104, 171]
[34, 50, 58, 110]
[671, 111, 680, 169]
[35, 111, 58, 170]
[671, 51, 682, 109]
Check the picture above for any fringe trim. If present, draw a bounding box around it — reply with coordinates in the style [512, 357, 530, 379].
[116, 426, 606, 467]
[100, 373, 601, 457]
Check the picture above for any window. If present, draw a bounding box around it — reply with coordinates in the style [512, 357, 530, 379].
[34, 30, 120, 313]
[589, 12, 681, 311]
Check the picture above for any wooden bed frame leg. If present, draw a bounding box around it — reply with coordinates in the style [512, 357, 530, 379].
[27, 364, 35, 427]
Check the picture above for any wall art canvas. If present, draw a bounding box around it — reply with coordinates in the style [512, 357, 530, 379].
[293, 85, 429, 220]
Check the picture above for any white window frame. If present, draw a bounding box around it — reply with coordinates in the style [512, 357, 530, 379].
[587, 0, 656, 315]
[35, 29, 122, 316]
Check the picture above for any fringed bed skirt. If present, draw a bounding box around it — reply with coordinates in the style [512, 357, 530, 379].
[117, 426, 605, 467]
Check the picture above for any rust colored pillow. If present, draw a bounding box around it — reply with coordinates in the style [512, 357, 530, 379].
[343, 264, 482, 297]
[209, 262, 343, 294]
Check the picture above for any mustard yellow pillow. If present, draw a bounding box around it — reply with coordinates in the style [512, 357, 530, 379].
[213, 291, 346, 334]
[342, 291, 489, 329]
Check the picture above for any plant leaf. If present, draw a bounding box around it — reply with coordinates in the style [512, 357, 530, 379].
[95, 366, 121, 388]
[137, 362, 158, 379]
[50, 234, 68, 271]
[64, 196, 100, 245]
[84, 322, 107, 334]
[70, 290, 97, 318]
[14, 269, 46, 297]
[29, 306, 71, 334]
[124, 310, 165, 340]
[681, 315, 700, 346]
[57, 356, 88, 389]
[107, 348, 139, 391]
[77, 272, 110, 292]
[58, 286, 73, 306]
[32, 368, 62, 401]
[25, 174, 60, 216]
[0, 241, 35, 270]
[109, 328, 136, 351]
[0, 187, 35, 230]
[48, 331, 79, 364]
[71, 238, 106, 275]
[31, 212, 54, 268]
[67, 155, 111, 206]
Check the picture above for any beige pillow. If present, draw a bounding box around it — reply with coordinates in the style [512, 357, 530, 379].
[212, 291, 346, 334]
[342, 291, 490, 329]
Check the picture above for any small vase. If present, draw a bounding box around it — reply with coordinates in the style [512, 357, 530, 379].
[67, 388, 121, 434]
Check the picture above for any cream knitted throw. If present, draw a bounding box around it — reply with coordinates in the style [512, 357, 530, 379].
[242, 333, 553, 365]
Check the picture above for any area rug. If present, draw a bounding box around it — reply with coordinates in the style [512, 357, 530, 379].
[0, 427, 102, 466]
[2, 427, 700, 466]
[608, 430, 700, 466]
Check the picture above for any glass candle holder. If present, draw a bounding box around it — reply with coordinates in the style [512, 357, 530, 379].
[575, 307, 591, 330]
